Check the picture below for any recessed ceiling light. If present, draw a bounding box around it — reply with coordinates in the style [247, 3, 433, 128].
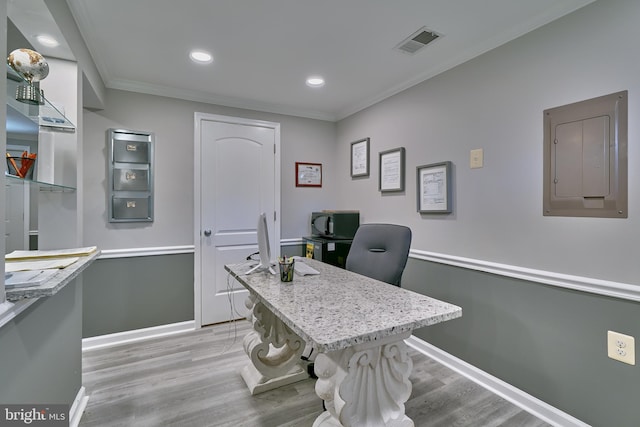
[189, 50, 213, 64]
[35, 34, 59, 48]
[306, 76, 325, 88]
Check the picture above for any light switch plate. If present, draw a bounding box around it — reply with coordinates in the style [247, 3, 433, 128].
[470, 148, 483, 169]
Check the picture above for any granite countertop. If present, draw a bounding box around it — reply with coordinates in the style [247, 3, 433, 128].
[5, 250, 101, 302]
[225, 258, 462, 352]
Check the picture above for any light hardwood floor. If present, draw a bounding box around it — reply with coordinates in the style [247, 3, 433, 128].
[80, 321, 551, 427]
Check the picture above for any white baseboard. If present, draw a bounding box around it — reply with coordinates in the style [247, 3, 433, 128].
[406, 336, 590, 427]
[69, 386, 89, 427]
[82, 320, 195, 351]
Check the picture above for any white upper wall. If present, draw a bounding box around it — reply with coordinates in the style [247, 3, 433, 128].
[80, 0, 640, 285]
[82, 89, 336, 250]
[336, 0, 640, 284]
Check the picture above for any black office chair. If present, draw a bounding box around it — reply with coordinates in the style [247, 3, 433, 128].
[345, 223, 412, 286]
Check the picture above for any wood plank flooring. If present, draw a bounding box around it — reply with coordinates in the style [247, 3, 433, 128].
[80, 321, 551, 427]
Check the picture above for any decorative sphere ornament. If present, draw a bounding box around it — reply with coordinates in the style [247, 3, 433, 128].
[7, 48, 49, 83]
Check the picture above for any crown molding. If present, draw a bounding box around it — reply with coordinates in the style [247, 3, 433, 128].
[108, 78, 337, 122]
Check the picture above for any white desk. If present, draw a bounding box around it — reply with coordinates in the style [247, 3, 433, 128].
[225, 258, 462, 427]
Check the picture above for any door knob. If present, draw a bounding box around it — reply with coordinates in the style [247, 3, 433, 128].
[203, 230, 212, 236]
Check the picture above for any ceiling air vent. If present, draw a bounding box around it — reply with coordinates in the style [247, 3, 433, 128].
[395, 27, 441, 55]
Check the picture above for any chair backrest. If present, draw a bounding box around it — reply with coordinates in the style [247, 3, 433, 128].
[345, 223, 412, 286]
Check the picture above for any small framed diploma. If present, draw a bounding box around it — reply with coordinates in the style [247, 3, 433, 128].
[296, 162, 322, 187]
[350, 138, 370, 178]
[379, 147, 405, 192]
[417, 161, 452, 213]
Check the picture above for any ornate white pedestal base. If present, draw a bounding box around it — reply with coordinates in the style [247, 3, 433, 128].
[312, 411, 342, 426]
[313, 332, 414, 427]
[240, 362, 308, 395]
[312, 411, 412, 427]
[241, 294, 308, 395]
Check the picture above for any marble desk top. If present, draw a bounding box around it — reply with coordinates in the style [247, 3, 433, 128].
[5, 250, 101, 302]
[225, 258, 462, 353]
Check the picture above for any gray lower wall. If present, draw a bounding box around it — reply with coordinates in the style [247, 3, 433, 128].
[82, 254, 194, 338]
[82, 246, 304, 338]
[402, 258, 640, 427]
[0, 278, 82, 406]
[281, 243, 304, 258]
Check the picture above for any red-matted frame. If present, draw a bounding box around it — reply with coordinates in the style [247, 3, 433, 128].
[295, 162, 322, 187]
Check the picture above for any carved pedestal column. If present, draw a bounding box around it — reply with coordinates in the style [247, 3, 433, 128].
[241, 293, 308, 394]
[313, 332, 414, 427]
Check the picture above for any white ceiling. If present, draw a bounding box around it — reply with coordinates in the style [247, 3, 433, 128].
[13, 0, 595, 121]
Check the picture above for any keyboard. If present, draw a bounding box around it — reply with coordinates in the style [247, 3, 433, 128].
[292, 257, 320, 276]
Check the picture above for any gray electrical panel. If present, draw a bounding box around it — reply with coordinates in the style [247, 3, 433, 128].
[108, 129, 154, 222]
[543, 91, 627, 218]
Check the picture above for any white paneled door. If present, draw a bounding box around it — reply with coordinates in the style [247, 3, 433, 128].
[195, 113, 280, 326]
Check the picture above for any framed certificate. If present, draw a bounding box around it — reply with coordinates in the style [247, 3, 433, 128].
[417, 161, 452, 213]
[296, 162, 322, 187]
[351, 138, 370, 178]
[379, 147, 405, 192]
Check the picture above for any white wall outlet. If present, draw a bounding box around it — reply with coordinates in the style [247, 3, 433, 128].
[607, 330, 635, 365]
[470, 148, 483, 169]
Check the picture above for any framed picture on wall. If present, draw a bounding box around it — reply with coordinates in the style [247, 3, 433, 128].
[296, 162, 322, 187]
[417, 161, 452, 213]
[350, 138, 370, 178]
[379, 147, 405, 192]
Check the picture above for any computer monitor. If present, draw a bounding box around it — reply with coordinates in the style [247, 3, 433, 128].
[245, 212, 276, 275]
